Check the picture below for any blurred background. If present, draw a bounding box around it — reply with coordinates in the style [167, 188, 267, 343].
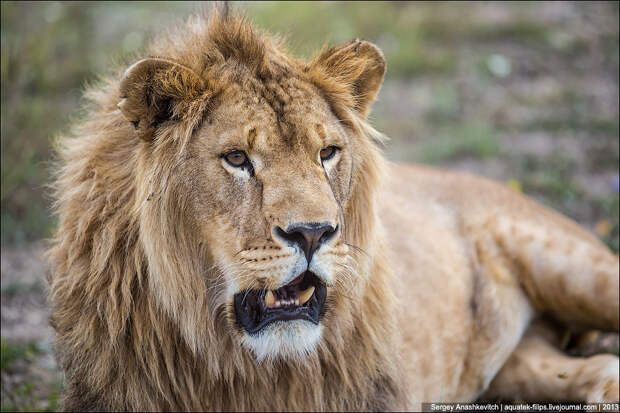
[1, 1, 618, 410]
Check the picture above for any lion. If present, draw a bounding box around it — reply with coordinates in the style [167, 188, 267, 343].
[47, 9, 619, 411]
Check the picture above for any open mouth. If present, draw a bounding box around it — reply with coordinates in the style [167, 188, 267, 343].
[234, 271, 327, 334]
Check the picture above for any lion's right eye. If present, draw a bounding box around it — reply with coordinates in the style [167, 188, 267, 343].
[320, 146, 339, 162]
[224, 151, 249, 167]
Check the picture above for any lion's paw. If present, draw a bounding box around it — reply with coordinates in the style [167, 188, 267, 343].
[584, 355, 620, 403]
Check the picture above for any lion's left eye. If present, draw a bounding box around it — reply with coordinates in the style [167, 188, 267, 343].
[224, 151, 249, 167]
[222, 150, 255, 176]
[320, 146, 339, 162]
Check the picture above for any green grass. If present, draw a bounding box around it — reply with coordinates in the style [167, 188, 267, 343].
[0, 339, 61, 412]
[248, 2, 458, 77]
[1, 280, 44, 298]
[1, 339, 41, 370]
[415, 124, 500, 164]
[0, 382, 60, 413]
[520, 155, 582, 204]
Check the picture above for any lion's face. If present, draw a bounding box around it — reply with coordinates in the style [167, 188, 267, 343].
[117, 25, 386, 362]
[185, 78, 356, 360]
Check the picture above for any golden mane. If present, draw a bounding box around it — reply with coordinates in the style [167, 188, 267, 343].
[47, 9, 402, 411]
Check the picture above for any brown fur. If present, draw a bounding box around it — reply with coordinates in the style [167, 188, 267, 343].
[48, 9, 619, 412]
[48, 10, 401, 411]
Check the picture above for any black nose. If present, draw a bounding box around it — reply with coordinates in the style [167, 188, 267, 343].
[275, 223, 338, 263]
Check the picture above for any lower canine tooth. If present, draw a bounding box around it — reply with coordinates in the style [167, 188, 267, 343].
[298, 286, 315, 305]
[265, 290, 275, 307]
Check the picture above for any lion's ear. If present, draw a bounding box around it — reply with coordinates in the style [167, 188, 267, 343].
[118, 58, 206, 141]
[307, 40, 386, 119]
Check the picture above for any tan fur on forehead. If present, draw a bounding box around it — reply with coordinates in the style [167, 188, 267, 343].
[149, 10, 291, 84]
[145, 9, 385, 123]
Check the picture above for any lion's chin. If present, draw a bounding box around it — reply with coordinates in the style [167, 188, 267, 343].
[240, 320, 323, 362]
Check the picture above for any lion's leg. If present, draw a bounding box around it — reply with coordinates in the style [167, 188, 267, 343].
[482, 320, 619, 403]
[485, 213, 619, 332]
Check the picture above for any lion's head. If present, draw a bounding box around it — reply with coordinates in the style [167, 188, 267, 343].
[117, 11, 388, 361]
[49, 10, 400, 410]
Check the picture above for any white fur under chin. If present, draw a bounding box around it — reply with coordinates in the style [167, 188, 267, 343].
[241, 320, 323, 362]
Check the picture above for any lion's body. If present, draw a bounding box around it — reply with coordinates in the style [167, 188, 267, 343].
[382, 164, 618, 404]
[47, 10, 619, 411]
